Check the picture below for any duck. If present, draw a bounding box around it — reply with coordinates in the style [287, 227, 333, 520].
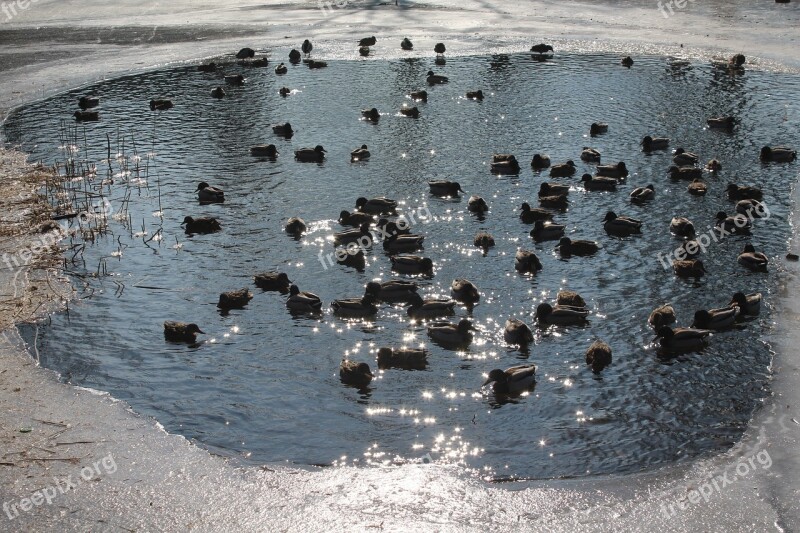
[272, 122, 294, 137]
[535, 302, 589, 326]
[621, 56, 634, 67]
[163, 321, 205, 343]
[74, 110, 99, 122]
[673, 148, 699, 166]
[530, 220, 565, 242]
[285, 217, 307, 236]
[78, 96, 99, 109]
[648, 304, 676, 330]
[428, 181, 463, 197]
[286, 284, 322, 313]
[687, 178, 708, 196]
[361, 108, 380, 121]
[707, 116, 735, 130]
[307, 59, 328, 69]
[333, 223, 372, 245]
[383, 233, 425, 253]
[670, 217, 695, 237]
[691, 307, 739, 330]
[428, 318, 475, 345]
[401, 38, 414, 51]
[603, 211, 642, 236]
[351, 145, 371, 161]
[580, 147, 602, 163]
[391, 255, 434, 275]
[451, 278, 480, 304]
[410, 90, 428, 102]
[630, 184, 655, 203]
[400, 106, 420, 118]
[359, 36, 377, 47]
[668, 165, 703, 180]
[673, 259, 706, 278]
[596, 161, 628, 178]
[530, 43, 554, 55]
[302, 39, 313, 55]
[198, 62, 217, 72]
[550, 161, 577, 177]
[515, 249, 543, 274]
[585, 340, 612, 372]
[539, 194, 568, 209]
[250, 144, 278, 157]
[274, 63, 288, 74]
[590, 122, 608, 136]
[490, 155, 520, 174]
[196, 182, 224, 203]
[289, 49, 301, 63]
[707, 159, 723, 172]
[760, 146, 796, 162]
[225, 74, 245, 86]
[655, 326, 712, 354]
[466, 90, 484, 101]
[727, 183, 763, 201]
[556, 290, 586, 308]
[641, 135, 669, 151]
[467, 195, 489, 213]
[372, 280, 418, 303]
[277, 87, 291, 98]
[407, 295, 456, 319]
[181, 216, 221, 234]
[295, 145, 326, 162]
[217, 288, 253, 310]
[539, 183, 570, 197]
[728, 54, 746, 67]
[339, 210, 375, 226]
[377, 347, 428, 370]
[729, 292, 761, 316]
[434, 42, 446, 56]
[531, 154, 551, 169]
[336, 248, 366, 271]
[716, 211, 751, 234]
[150, 99, 173, 111]
[254, 271, 292, 292]
[211, 87, 226, 99]
[339, 360, 374, 388]
[356, 196, 397, 215]
[738, 244, 768, 271]
[426, 70, 449, 84]
[736, 199, 766, 218]
[483, 364, 537, 395]
[331, 293, 379, 318]
[519, 202, 553, 223]
[236, 47, 255, 59]
[474, 231, 495, 249]
[504, 318, 534, 345]
[556, 237, 599, 257]
[581, 174, 617, 191]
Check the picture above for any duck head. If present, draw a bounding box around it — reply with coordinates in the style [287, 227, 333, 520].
[195, 182, 210, 191]
[604, 211, 618, 222]
[365, 281, 382, 296]
[482, 368, 507, 387]
[535, 302, 553, 320]
[742, 243, 756, 253]
[289, 284, 301, 296]
[185, 323, 205, 334]
[314, 145, 326, 153]
[457, 318, 475, 333]
[180, 216, 194, 226]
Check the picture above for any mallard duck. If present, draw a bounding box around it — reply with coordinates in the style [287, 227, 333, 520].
[434, 42, 446, 56]
[603, 211, 642, 236]
[596, 161, 628, 178]
[641, 135, 669, 151]
[164, 321, 205, 343]
[285, 217, 307, 235]
[351, 145, 371, 161]
[692, 307, 738, 330]
[400, 106, 420, 118]
[673, 259, 706, 278]
[760, 146, 796, 162]
[716, 211, 751, 234]
[333, 223, 372, 245]
[585, 340, 612, 372]
[515, 250, 543, 273]
[359, 35, 377, 47]
[557, 290, 586, 308]
[483, 364, 537, 394]
[196, 182, 224, 203]
[289, 49, 301, 63]
[181, 216, 221, 234]
[74, 110, 99, 122]
[377, 347, 428, 370]
[308, 59, 328, 69]
[451, 278, 480, 304]
[556, 237, 599, 257]
[332, 293, 379, 318]
[401, 38, 414, 51]
[339, 360, 373, 388]
[225, 74, 245, 86]
[536, 302, 588, 326]
[531, 220, 565, 242]
[236, 47, 255, 59]
[295, 145, 326, 162]
[655, 326, 712, 353]
[580, 147, 602, 163]
[302, 39, 313, 55]
[428, 318, 474, 345]
[467, 195, 489, 213]
[286, 284, 322, 313]
[410, 90, 428, 101]
[673, 148, 699, 166]
[78, 96, 99, 109]
[670, 217, 695, 237]
[218, 288, 253, 310]
[339, 210, 375, 227]
[428, 181, 463, 197]
[274, 63, 288, 74]
[727, 183, 763, 201]
[211, 87, 226, 99]
[738, 244, 768, 271]
[520, 202, 552, 223]
[198, 63, 217, 72]
[687, 178, 708, 196]
[530, 43, 553, 55]
[466, 90, 484, 101]
[729, 292, 761, 316]
[668, 165, 703, 180]
[503, 318, 534, 345]
[621, 56, 634, 67]
[531, 154, 551, 169]
[491, 156, 520, 174]
[356, 196, 397, 215]
[250, 144, 278, 157]
[539, 194, 569, 209]
[279, 87, 292, 97]
[707, 116, 735, 130]
[707, 159, 722, 172]
[272, 122, 294, 137]
[150, 99, 173, 111]
[254, 271, 291, 292]
[736, 199, 766, 218]
[474, 231, 495, 249]
[384, 233, 425, 253]
[648, 304, 676, 330]
[630, 184, 655, 203]
[539, 183, 570, 197]
[550, 161, 576, 177]
[373, 280, 418, 303]
[362, 108, 380, 121]
[391, 255, 434, 275]
[581, 174, 617, 191]
[407, 295, 456, 319]
[590, 123, 608, 136]
[426, 70, 448, 84]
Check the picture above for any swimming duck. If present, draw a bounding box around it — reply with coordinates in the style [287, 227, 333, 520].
[729, 292, 761, 316]
[295, 145, 326, 162]
[384, 233, 425, 253]
[289, 49, 301, 63]
[377, 347, 428, 370]
[308, 60, 328, 69]
[356, 196, 398, 215]
[556, 237, 599, 257]
[362, 108, 380, 121]
[279, 87, 292, 97]
[336, 248, 366, 271]
[735, 199, 766, 218]
[727, 183, 763, 201]
[520, 202, 553, 223]
[581, 174, 617, 191]
[150, 99, 173, 111]
[391, 255, 434, 275]
[483, 364, 537, 395]
[530, 43, 554, 55]
[372, 280, 418, 303]
[668, 165, 703, 180]
[585, 340, 612, 372]
[550, 161, 576, 177]
[687, 178, 708, 196]
[400, 106, 420, 118]
[250, 144, 278, 157]
[539, 195, 569, 209]
[603, 211, 642, 236]
[531, 220, 565, 242]
[351, 145, 371, 161]
[74, 110, 99, 122]
[339, 210, 375, 226]
[691, 307, 738, 330]
[217, 288, 253, 310]
[407, 295, 456, 319]
[451, 278, 480, 304]
[716, 211, 751, 234]
[339, 360, 374, 388]
[539, 183, 570, 197]
[706, 159, 722, 172]
[490, 155, 520, 174]
[410, 90, 428, 102]
[535, 302, 589, 326]
[225, 74, 245, 86]
[211, 87, 226, 99]
[163, 321, 205, 343]
[198, 63, 217, 72]
[474, 231, 495, 249]
[580, 148, 602, 163]
[196, 182, 224, 203]
[181, 216, 221, 234]
[428, 318, 475, 345]
[707, 116, 735, 130]
[630, 184, 655, 203]
[655, 326, 712, 354]
[78, 96, 99, 109]
[621, 56, 634, 67]
[531, 154, 551, 169]
[302, 39, 313, 55]
[274, 63, 288, 74]
[236, 47, 255, 59]
[557, 290, 586, 308]
[254, 271, 292, 292]
[426, 70, 449, 84]
[673, 259, 706, 278]
[428, 181, 463, 197]
[729, 54, 746, 67]
[467, 195, 489, 213]
[641, 135, 669, 151]
[738, 244, 768, 271]
[670, 217, 695, 237]
[596, 161, 628, 178]
[333, 223, 372, 245]
[673, 148, 699, 166]
[359, 36, 377, 47]
[401, 38, 414, 51]
[331, 293, 379, 318]
[648, 304, 676, 330]
[466, 90, 484, 101]
[285, 217, 307, 236]
[515, 249, 543, 273]
[760, 146, 796, 162]
[272, 122, 294, 137]
[434, 42, 446, 56]
[590, 123, 608, 136]
[286, 284, 322, 313]
[504, 318, 534, 345]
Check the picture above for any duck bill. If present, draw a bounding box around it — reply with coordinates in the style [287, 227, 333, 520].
[481, 378, 493, 387]
[197, 329, 206, 334]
